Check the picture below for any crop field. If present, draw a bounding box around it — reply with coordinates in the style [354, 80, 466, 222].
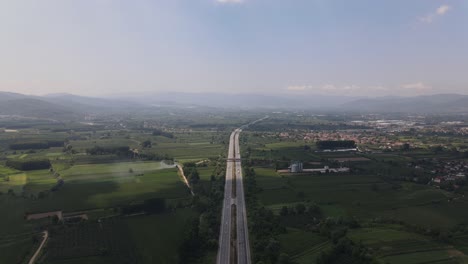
[0, 122, 226, 264]
[0, 167, 56, 195]
[125, 209, 195, 264]
[69, 138, 138, 151]
[41, 209, 195, 264]
[44, 218, 137, 264]
[254, 167, 465, 228]
[29, 168, 189, 213]
[197, 165, 216, 181]
[348, 225, 468, 264]
[0, 232, 34, 264]
[245, 137, 321, 162]
[279, 228, 329, 264]
[59, 161, 172, 178]
[155, 142, 224, 162]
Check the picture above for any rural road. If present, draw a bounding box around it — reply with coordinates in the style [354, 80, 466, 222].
[217, 116, 267, 264]
[29, 230, 48, 264]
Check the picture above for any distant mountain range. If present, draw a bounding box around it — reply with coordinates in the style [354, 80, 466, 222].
[0, 92, 147, 120]
[115, 92, 358, 109]
[1, 91, 468, 120]
[341, 94, 468, 113]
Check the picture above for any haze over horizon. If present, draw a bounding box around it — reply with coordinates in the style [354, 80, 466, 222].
[1, 0, 467, 97]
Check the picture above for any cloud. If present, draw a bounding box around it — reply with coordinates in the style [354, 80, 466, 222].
[215, 0, 244, 4]
[419, 4, 452, 24]
[286, 84, 363, 94]
[401, 82, 432, 91]
[437, 5, 451, 15]
[320, 84, 361, 92]
[320, 84, 337, 91]
[287, 85, 308, 91]
[285, 83, 436, 96]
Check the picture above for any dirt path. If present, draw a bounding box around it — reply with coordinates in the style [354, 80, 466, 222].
[29, 230, 48, 264]
[177, 164, 194, 196]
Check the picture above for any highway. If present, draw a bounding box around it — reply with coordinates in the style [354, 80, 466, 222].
[217, 131, 236, 264]
[218, 117, 268, 264]
[234, 129, 251, 264]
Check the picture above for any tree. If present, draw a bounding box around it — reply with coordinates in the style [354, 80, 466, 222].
[297, 191, 305, 200]
[295, 203, 306, 214]
[142, 140, 152, 148]
[143, 198, 166, 214]
[307, 203, 322, 217]
[278, 253, 294, 264]
[401, 143, 410, 151]
[432, 145, 444, 153]
[6, 159, 51, 171]
[280, 206, 289, 216]
[38, 191, 46, 199]
[265, 239, 281, 263]
[52, 215, 60, 224]
[188, 168, 200, 184]
[316, 140, 356, 150]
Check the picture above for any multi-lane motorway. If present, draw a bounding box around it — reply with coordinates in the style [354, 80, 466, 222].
[217, 131, 236, 263]
[218, 117, 268, 264]
[234, 129, 251, 264]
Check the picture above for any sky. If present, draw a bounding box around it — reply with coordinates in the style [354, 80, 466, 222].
[0, 0, 467, 97]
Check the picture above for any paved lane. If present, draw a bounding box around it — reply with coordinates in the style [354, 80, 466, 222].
[217, 117, 267, 264]
[217, 132, 236, 264]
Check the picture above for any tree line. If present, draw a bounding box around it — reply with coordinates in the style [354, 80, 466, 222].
[243, 165, 292, 264]
[121, 198, 167, 215]
[316, 140, 356, 150]
[10, 140, 65, 150]
[178, 159, 226, 263]
[183, 162, 201, 184]
[6, 159, 51, 171]
[86, 146, 132, 157]
[152, 129, 174, 139]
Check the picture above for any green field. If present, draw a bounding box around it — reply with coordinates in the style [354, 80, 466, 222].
[240, 128, 468, 263]
[348, 225, 468, 264]
[279, 228, 329, 264]
[0, 232, 34, 264]
[126, 209, 195, 264]
[3, 111, 468, 264]
[0, 122, 226, 264]
[42, 209, 195, 264]
[34, 167, 188, 212]
[253, 166, 466, 229]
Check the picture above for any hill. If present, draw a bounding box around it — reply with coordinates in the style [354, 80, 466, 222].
[0, 98, 81, 120]
[342, 94, 468, 113]
[116, 92, 358, 109]
[1, 91, 468, 117]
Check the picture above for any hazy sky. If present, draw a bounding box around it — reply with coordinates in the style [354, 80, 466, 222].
[0, 0, 467, 97]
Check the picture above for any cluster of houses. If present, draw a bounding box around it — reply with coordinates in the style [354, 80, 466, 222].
[429, 160, 468, 186]
[417, 124, 468, 136]
[279, 130, 416, 151]
[409, 159, 468, 188]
